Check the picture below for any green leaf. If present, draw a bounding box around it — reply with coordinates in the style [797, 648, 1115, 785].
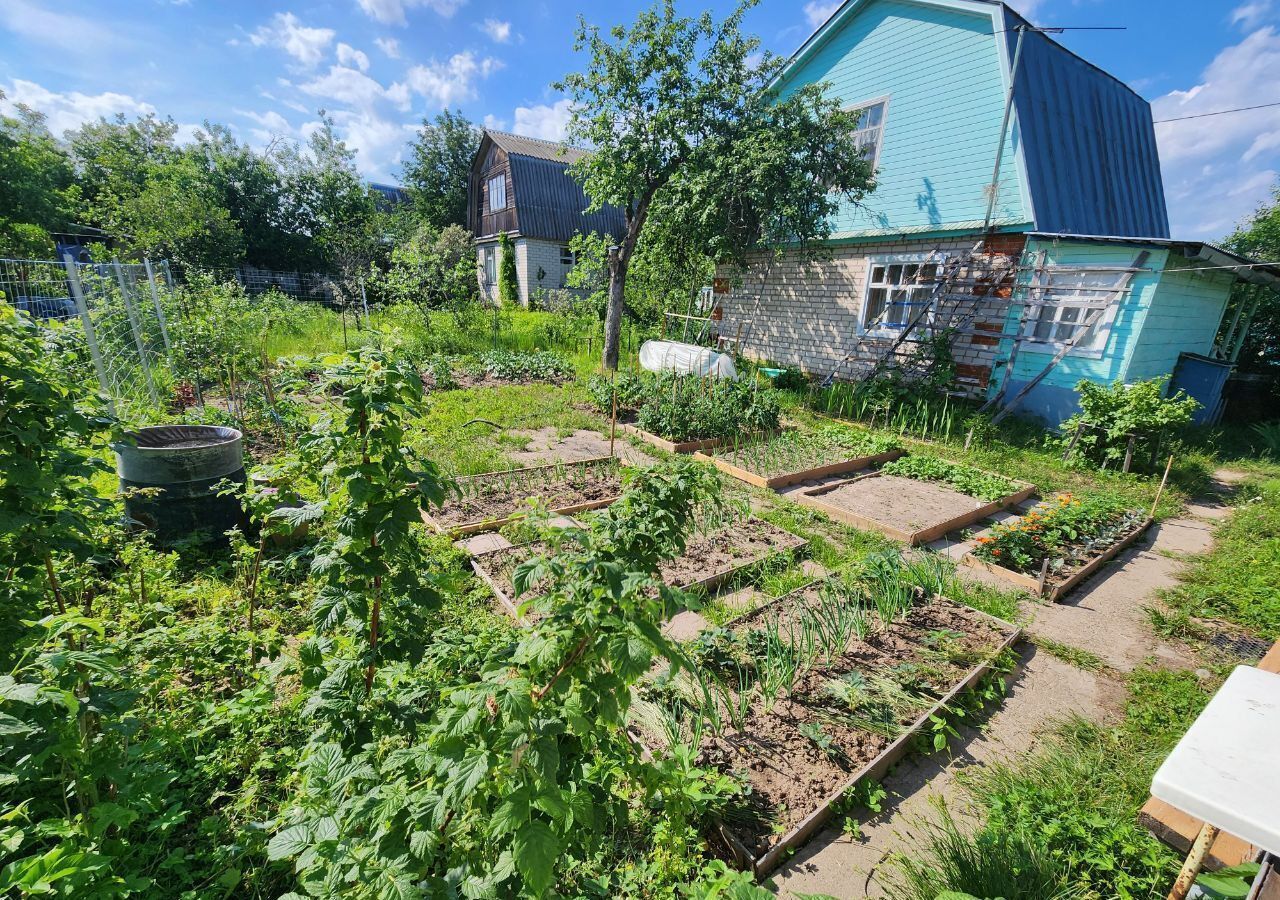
[266, 824, 312, 861]
[1197, 863, 1261, 899]
[513, 820, 560, 895]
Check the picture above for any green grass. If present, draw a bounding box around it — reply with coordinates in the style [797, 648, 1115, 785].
[927, 665, 1216, 900]
[1031, 636, 1108, 672]
[1161, 477, 1280, 639]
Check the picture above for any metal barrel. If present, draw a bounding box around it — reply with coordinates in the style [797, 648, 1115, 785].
[114, 425, 246, 544]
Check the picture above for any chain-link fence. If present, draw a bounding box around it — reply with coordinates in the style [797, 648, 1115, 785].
[1, 256, 174, 412]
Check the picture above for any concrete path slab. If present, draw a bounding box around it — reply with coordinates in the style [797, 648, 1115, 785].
[771, 647, 1122, 898]
[455, 533, 512, 555]
[662, 610, 710, 641]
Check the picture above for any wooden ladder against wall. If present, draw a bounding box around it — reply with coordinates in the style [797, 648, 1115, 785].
[820, 237, 1019, 390]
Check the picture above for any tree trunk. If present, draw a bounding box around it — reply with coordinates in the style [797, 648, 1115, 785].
[603, 245, 627, 370]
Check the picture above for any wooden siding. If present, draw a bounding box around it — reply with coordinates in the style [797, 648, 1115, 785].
[472, 143, 518, 239]
[775, 0, 1028, 237]
[1125, 258, 1234, 382]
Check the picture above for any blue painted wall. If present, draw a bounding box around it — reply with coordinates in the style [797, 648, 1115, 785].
[775, 0, 1029, 237]
[988, 238, 1234, 427]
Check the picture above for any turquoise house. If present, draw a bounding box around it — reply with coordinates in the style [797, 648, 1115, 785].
[717, 0, 1280, 426]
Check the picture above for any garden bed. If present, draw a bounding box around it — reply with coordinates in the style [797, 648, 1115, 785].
[620, 422, 781, 455]
[421, 456, 624, 535]
[471, 517, 807, 621]
[694, 427, 904, 489]
[423, 349, 574, 390]
[796, 458, 1034, 545]
[630, 575, 1020, 877]
[958, 493, 1152, 602]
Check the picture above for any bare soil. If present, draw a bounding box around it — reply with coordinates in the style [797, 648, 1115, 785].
[694, 595, 1013, 858]
[431, 461, 623, 528]
[813, 474, 992, 534]
[508, 427, 654, 467]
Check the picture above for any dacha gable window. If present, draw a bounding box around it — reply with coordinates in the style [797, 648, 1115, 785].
[487, 174, 507, 212]
[860, 255, 942, 334]
[848, 99, 887, 167]
[1022, 266, 1129, 356]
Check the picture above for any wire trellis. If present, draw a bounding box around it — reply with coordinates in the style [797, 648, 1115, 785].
[0, 255, 174, 413]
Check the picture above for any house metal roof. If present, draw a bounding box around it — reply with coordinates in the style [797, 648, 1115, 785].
[484, 130, 591, 165]
[776, 0, 1171, 241]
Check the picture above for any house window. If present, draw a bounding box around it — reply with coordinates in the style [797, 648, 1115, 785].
[560, 246, 576, 266]
[483, 246, 497, 285]
[487, 174, 506, 212]
[861, 254, 942, 334]
[848, 99, 887, 166]
[1022, 266, 1130, 356]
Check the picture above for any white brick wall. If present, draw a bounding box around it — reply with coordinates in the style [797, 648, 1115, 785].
[475, 237, 577, 307]
[716, 235, 1023, 396]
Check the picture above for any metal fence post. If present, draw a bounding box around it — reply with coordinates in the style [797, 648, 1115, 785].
[143, 257, 173, 355]
[62, 254, 115, 415]
[114, 258, 159, 405]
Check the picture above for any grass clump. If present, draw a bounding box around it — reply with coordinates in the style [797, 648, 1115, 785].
[1162, 477, 1280, 639]
[907, 666, 1213, 900]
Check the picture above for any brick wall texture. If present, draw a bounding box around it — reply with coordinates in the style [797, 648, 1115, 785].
[716, 233, 1026, 398]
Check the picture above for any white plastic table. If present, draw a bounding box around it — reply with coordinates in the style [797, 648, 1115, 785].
[1151, 665, 1280, 898]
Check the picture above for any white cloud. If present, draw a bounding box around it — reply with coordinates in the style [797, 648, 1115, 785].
[513, 99, 573, 142]
[336, 43, 370, 72]
[481, 18, 512, 42]
[354, 0, 466, 27]
[237, 108, 295, 145]
[802, 0, 840, 28]
[299, 65, 396, 110]
[1152, 27, 1280, 239]
[249, 12, 335, 68]
[483, 113, 506, 131]
[1231, 1, 1274, 29]
[374, 37, 401, 58]
[328, 108, 416, 180]
[405, 52, 502, 108]
[0, 79, 156, 137]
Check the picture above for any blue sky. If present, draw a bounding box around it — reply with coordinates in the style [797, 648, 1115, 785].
[1, 0, 1278, 242]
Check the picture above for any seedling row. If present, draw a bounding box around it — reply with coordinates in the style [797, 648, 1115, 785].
[629, 560, 1019, 876]
[422, 456, 625, 535]
[695, 426, 905, 488]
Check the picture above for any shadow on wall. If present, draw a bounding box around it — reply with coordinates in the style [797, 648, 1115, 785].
[917, 177, 941, 226]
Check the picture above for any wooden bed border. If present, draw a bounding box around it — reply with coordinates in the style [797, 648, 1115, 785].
[794, 464, 1036, 546]
[619, 423, 781, 455]
[959, 516, 1154, 603]
[421, 456, 623, 536]
[693, 447, 906, 490]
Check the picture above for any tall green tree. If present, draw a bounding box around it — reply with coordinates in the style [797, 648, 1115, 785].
[0, 97, 79, 257]
[1223, 182, 1280, 374]
[558, 0, 875, 368]
[402, 109, 479, 230]
[68, 113, 243, 269]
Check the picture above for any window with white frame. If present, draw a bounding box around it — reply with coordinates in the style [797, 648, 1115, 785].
[849, 99, 887, 166]
[482, 246, 497, 285]
[487, 174, 507, 211]
[560, 246, 576, 266]
[861, 255, 942, 334]
[1022, 266, 1129, 356]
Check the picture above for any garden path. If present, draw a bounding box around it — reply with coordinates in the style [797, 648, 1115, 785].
[769, 472, 1237, 898]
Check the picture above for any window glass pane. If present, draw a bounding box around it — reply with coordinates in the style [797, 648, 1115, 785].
[865, 288, 887, 323]
[1054, 322, 1077, 342]
[887, 288, 910, 325]
[920, 264, 938, 280]
[870, 265, 886, 284]
[865, 102, 884, 127]
[887, 264, 904, 284]
[1033, 321, 1053, 340]
[488, 175, 506, 211]
[903, 264, 919, 282]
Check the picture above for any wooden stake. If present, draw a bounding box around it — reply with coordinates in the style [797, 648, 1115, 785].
[1122, 433, 1137, 473]
[1167, 822, 1218, 900]
[964, 428, 975, 452]
[1151, 454, 1175, 520]
[609, 369, 617, 458]
[1062, 421, 1084, 462]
